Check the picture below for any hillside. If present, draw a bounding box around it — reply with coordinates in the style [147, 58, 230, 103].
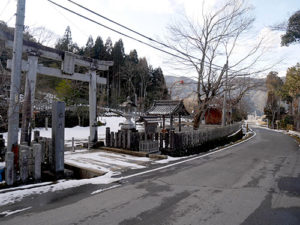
[165, 75, 268, 116]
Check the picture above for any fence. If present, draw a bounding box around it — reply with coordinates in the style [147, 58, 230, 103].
[164, 123, 242, 156]
[105, 122, 242, 156]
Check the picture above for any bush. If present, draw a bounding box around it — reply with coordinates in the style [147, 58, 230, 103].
[280, 115, 294, 129]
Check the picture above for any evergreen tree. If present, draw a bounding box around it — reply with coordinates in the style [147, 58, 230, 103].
[264, 72, 283, 128]
[84, 35, 94, 57]
[281, 10, 300, 46]
[92, 36, 106, 59]
[104, 37, 113, 60]
[55, 26, 78, 53]
[111, 39, 125, 100]
[128, 49, 139, 64]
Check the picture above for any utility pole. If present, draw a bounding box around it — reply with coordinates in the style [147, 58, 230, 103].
[222, 61, 228, 127]
[7, 0, 26, 152]
[6, 0, 26, 185]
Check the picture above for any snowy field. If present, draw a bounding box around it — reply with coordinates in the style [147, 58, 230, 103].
[1, 116, 126, 147]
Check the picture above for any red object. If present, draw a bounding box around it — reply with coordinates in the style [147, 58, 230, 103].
[12, 144, 19, 170]
[179, 80, 184, 84]
[205, 108, 222, 124]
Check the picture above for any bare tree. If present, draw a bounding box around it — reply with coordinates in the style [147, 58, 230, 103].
[137, 58, 151, 112]
[0, 60, 10, 131]
[120, 60, 137, 98]
[25, 26, 59, 47]
[166, 0, 272, 129]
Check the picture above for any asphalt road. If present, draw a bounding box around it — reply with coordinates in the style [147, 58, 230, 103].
[1, 127, 300, 225]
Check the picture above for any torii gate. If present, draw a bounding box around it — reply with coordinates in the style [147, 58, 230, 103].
[0, 29, 113, 146]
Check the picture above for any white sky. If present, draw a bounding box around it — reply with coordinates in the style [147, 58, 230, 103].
[0, 0, 300, 78]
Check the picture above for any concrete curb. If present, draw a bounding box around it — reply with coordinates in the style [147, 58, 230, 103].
[99, 147, 167, 160]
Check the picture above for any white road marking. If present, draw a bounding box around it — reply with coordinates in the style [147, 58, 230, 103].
[0, 207, 32, 217]
[91, 184, 121, 195]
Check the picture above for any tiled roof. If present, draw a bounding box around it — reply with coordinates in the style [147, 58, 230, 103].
[146, 100, 190, 116]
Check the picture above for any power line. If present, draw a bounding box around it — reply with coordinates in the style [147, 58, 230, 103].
[47, 0, 199, 64]
[67, 0, 227, 71]
[0, 0, 10, 17]
[6, 14, 15, 24]
[47, 0, 248, 75]
[48, 1, 89, 39]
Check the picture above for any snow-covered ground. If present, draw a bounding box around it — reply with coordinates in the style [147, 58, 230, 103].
[1, 116, 126, 147]
[65, 150, 152, 174]
[0, 155, 182, 207]
[0, 171, 120, 206]
[0, 148, 182, 207]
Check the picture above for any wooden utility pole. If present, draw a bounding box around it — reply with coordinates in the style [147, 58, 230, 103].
[6, 0, 26, 185]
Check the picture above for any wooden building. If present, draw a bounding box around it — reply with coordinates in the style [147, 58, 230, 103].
[146, 100, 190, 132]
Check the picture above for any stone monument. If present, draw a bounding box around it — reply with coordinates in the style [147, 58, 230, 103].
[51, 101, 65, 178]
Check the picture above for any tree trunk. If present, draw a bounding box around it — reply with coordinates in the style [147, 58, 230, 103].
[78, 115, 81, 127]
[193, 104, 208, 130]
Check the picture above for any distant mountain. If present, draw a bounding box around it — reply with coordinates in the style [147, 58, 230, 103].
[164, 76, 197, 100]
[165, 75, 268, 116]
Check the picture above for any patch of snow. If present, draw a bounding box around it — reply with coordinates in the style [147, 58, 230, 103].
[0, 206, 32, 217]
[288, 130, 300, 138]
[64, 149, 89, 155]
[228, 129, 241, 137]
[0, 161, 5, 168]
[0, 171, 120, 206]
[91, 184, 121, 195]
[65, 151, 151, 173]
[1, 116, 126, 146]
[153, 156, 185, 164]
[0, 182, 53, 194]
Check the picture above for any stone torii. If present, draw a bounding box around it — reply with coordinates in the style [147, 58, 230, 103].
[0, 29, 113, 147]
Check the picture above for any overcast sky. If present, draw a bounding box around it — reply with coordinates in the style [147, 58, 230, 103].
[1, 0, 300, 78]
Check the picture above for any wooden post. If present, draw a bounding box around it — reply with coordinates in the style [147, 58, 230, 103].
[122, 131, 126, 149]
[162, 115, 165, 130]
[165, 132, 169, 149]
[89, 69, 98, 145]
[159, 133, 163, 149]
[169, 130, 175, 150]
[127, 130, 131, 149]
[72, 137, 75, 152]
[33, 130, 40, 142]
[179, 114, 182, 132]
[114, 132, 118, 148]
[45, 117, 48, 130]
[105, 127, 110, 147]
[118, 131, 122, 148]
[170, 114, 173, 130]
[20, 55, 38, 144]
[110, 132, 114, 147]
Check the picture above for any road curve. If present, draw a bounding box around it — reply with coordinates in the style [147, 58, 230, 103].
[2, 127, 300, 225]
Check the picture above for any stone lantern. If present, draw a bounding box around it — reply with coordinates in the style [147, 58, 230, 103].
[120, 96, 136, 130]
